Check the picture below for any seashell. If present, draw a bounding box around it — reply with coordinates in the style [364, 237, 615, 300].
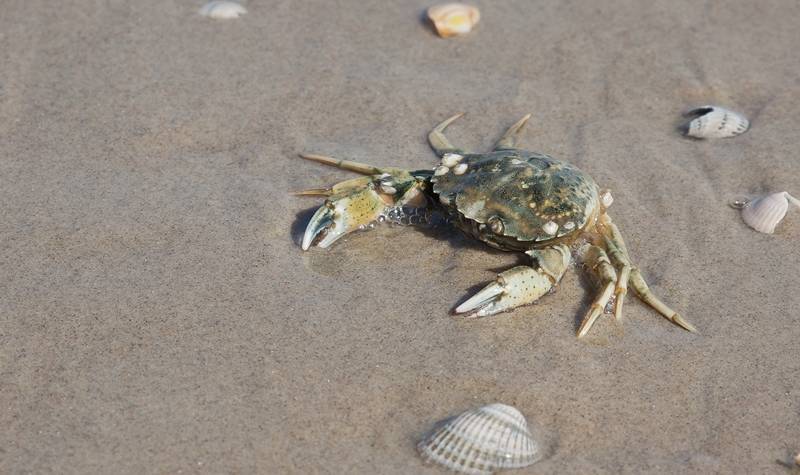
[442, 152, 464, 167]
[542, 221, 558, 235]
[737, 191, 800, 234]
[600, 190, 614, 209]
[427, 3, 480, 38]
[453, 163, 469, 175]
[683, 106, 749, 139]
[199, 1, 247, 19]
[417, 403, 539, 475]
[434, 165, 450, 176]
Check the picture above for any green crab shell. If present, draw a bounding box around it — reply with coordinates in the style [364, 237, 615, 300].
[431, 150, 600, 247]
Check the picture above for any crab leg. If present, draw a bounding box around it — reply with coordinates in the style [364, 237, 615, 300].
[577, 245, 618, 337]
[454, 244, 571, 318]
[494, 114, 532, 151]
[299, 153, 384, 175]
[598, 214, 697, 333]
[599, 218, 631, 321]
[428, 113, 466, 157]
[629, 270, 697, 333]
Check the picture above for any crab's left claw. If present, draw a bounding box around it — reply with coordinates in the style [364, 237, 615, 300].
[301, 185, 389, 250]
[455, 245, 571, 318]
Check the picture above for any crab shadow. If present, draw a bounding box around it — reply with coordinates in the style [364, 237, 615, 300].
[291, 207, 319, 247]
[573, 266, 600, 333]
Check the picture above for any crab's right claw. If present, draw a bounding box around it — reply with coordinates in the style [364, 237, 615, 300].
[454, 266, 555, 318]
[302, 203, 337, 250]
[301, 186, 388, 250]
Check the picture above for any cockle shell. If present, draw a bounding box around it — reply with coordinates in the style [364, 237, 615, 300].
[427, 3, 480, 38]
[417, 403, 539, 475]
[737, 192, 800, 234]
[683, 106, 749, 139]
[199, 1, 247, 19]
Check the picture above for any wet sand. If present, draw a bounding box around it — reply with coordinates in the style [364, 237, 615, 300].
[2, 0, 799, 473]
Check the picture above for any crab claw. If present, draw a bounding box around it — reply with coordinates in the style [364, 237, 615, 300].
[301, 186, 388, 250]
[455, 266, 556, 317]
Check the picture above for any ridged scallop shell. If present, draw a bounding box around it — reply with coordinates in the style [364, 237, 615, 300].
[427, 3, 480, 38]
[739, 192, 800, 234]
[417, 403, 539, 475]
[199, 1, 247, 19]
[683, 106, 749, 139]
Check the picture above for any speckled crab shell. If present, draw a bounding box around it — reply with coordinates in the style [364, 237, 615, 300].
[432, 150, 600, 250]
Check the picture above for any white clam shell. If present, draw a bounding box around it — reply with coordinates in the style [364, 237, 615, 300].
[442, 152, 464, 167]
[740, 192, 800, 234]
[418, 403, 539, 475]
[199, 1, 247, 19]
[427, 3, 480, 38]
[683, 106, 749, 139]
[542, 221, 558, 235]
[453, 163, 469, 175]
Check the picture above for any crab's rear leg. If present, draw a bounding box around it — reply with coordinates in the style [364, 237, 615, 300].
[454, 244, 571, 318]
[577, 245, 619, 337]
[428, 113, 466, 157]
[494, 114, 532, 151]
[599, 214, 697, 333]
[296, 153, 430, 250]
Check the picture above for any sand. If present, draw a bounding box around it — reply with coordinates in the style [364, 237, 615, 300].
[2, 0, 799, 473]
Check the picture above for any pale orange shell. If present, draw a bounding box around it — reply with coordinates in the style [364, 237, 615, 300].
[427, 3, 480, 38]
[740, 192, 800, 234]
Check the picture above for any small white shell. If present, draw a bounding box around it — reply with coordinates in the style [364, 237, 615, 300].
[434, 165, 450, 176]
[600, 190, 614, 209]
[199, 1, 247, 19]
[453, 163, 469, 175]
[442, 152, 464, 167]
[418, 403, 539, 475]
[683, 106, 749, 139]
[427, 3, 480, 38]
[739, 192, 800, 234]
[543, 221, 558, 235]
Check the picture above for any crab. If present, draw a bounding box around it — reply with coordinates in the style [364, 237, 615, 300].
[296, 114, 696, 337]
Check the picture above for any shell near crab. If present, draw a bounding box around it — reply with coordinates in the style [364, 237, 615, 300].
[418, 403, 540, 475]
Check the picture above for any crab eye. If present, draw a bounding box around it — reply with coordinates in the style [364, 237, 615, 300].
[488, 216, 504, 234]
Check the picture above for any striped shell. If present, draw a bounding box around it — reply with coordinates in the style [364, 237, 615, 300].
[427, 3, 480, 38]
[417, 403, 539, 475]
[683, 106, 749, 139]
[739, 192, 800, 234]
[199, 1, 247, 19]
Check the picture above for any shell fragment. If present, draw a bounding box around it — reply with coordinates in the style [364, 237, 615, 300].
[199, 1, 247, 19]
[427, 3, 480, 38]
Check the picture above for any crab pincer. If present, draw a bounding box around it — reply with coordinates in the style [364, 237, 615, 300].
[455, 245, 571, 318]
[296, 154, 429, 250]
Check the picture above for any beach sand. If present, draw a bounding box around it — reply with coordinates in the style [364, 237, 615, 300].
[2, 0, 799, 473]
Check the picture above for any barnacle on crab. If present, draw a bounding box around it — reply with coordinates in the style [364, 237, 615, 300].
[295, 114, 696, 337]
